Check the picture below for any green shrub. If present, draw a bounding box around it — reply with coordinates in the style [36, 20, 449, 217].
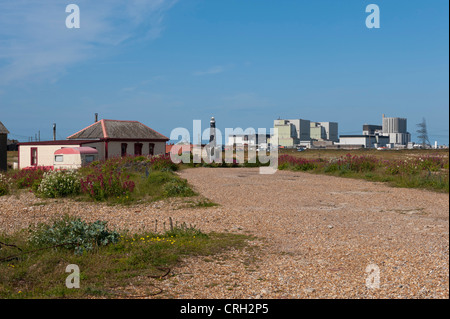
[29, 216, 120, 255]
[0, 173, 11, 196]
[163, 179, 196, 197]
[10, 168, 49, 189]
[36, 170, 81, 198]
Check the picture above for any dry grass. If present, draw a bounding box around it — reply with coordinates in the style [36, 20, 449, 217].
[7, 151, 18, 166]
[279, 148, 449, 161]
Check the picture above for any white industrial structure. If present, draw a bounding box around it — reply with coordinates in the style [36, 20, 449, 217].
[338, 134, 389, 149]
[337, 114, 411, 149]
[273, 118, 338, 148]
[381, 114, 411, 147]
[310, 122, 339, 142]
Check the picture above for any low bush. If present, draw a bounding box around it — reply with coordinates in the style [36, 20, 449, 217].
[0, 217, 251, 298]
[163, 179, 196, 197]
[278, 155, 320, 171]
[80, 169, 135, 202]
[29, 216, 120, 255]
[36, 170, 81, 198]
[9, 167, 51, 189]
[0, 174, 11, 196]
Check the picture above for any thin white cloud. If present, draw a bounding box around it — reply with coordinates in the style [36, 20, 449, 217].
[0, 0, 178, 85]
[194, 65, 226, 76]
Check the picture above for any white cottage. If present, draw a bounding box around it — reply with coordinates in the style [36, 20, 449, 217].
[18, 119, 169, 169]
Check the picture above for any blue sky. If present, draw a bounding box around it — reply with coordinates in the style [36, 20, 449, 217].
[0, 0, 448, 144]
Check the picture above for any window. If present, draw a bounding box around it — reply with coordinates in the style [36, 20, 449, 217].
[84, 155, 95, 163]
[134, 143, 143, 156]
[121, 143, 128, 157]
[149, 143, 155, 156]
[31, 148, 38, 166]
[54, 155, 64, 162]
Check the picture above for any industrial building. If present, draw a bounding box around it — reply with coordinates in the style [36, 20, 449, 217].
[338, 134, 389, 149]
[273, 119, 310, 147]
[273, 118, 338, 148]
[362, 124, 382, 136]
[0, 121, 9, 171]
[310, 122, 339, 142]
[382, 114, 411, 146]
[337, 114, 411, 149]
[227, 133, 271, 148]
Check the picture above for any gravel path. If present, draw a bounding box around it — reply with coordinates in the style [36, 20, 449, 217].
[0, 167, 448, 299]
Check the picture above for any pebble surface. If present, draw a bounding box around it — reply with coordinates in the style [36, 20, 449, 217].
[0, 167, 448, 299]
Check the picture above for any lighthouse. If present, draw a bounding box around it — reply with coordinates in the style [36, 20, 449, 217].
[209, 117, 216, 161]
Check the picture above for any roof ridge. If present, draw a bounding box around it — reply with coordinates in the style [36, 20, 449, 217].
[100, 119, 108, 138]
[67, 121, 102, 139]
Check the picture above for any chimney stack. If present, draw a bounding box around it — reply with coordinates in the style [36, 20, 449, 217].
[53, 123, 56, 141]
[95, 113, 99, 123]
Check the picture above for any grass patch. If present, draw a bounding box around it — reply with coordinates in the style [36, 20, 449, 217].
[0, 217, 252, 299]
[126, 170, 197, 203]
[279, 152, 449, 193]
[184, 198, 219, 208]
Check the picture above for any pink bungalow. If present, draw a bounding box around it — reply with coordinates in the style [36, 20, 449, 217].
[18, 119, 169, 169]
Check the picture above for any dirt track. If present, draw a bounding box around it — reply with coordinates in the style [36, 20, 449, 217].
[0, 167, 448, 298]
[173, 168, 449, 299]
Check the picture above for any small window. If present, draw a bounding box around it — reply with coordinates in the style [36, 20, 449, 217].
[134, 143, 143, 156]
[31, 148, 38, 166]
[54, 155, 64, 162]
[149, 143, 155, 156]
[121, 143, 127, 157]
[84, 155, 95, 163]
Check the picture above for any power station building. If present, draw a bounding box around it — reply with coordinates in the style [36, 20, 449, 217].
[382, 114, 411, 146]
[338, 114, 411, 149]
[273, 119, 338, 148]
[274, 119, 310, 147]
[310, 122, 339, 142]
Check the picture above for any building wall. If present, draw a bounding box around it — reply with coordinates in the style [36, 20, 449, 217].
[287, 119, 310, 141]
[388, 132, 411, 145]
[106, 141, 166, 158]
[278, 138, 295, 148]
[323, 122, 339, 142]
[227, 136, 258, 146]
[339, 137, 365, 147]
[82, 142, 105, 160]
[339, 136, 389, 148]
[274, 125, 295, 139]
[273, 125, 296, 147]
[19, 144, 82, 169]
[382, 117, 407, 134]
[19, 140, 166, 169]
[0, 134, 7, 171]
[310, 126, 326, 140]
